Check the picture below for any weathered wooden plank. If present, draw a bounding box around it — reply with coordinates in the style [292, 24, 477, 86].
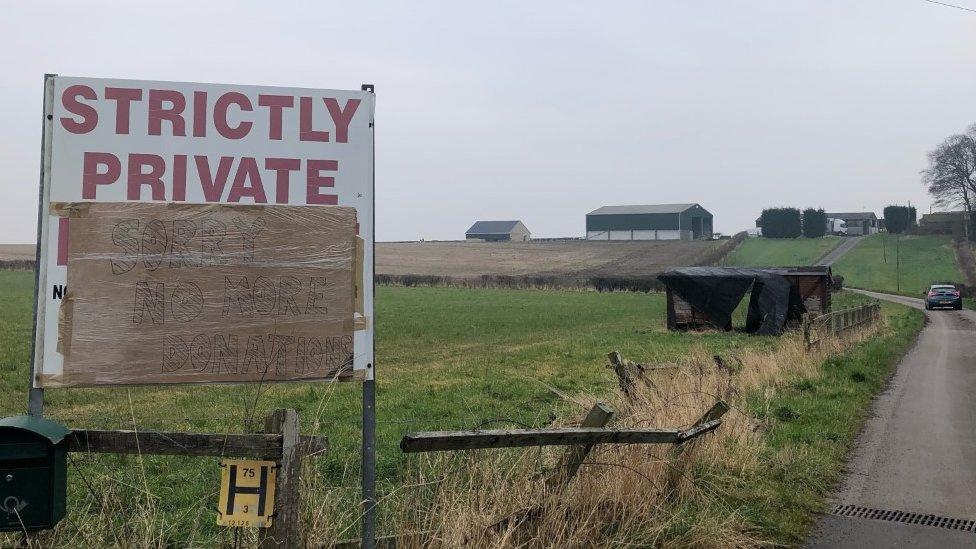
[400, 427, 681, 453]
[259, 409, 301, 549]
[546, 402, 615, 490]
[676, 419, 723, 442]
[694, 400, 730, 426]
[66, 429, 328, 458]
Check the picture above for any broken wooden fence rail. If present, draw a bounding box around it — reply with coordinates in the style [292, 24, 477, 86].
[400, 401, 728, 454]
[388, 401, 729, 547]
[607, 350, 679, 400]
[66, 409, 326, 549]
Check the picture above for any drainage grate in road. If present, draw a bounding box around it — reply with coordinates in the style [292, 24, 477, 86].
[831, 504, 976, 532]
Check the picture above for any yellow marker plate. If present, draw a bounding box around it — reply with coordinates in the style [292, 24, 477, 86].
[217, 459, 277, 528]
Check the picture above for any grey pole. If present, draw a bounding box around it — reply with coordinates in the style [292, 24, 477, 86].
[28, 74, 56, 417]
[360, 83, 377, 549]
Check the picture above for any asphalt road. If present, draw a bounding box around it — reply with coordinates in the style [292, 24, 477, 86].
[815, 236, 863, 266]
[807, 290, 976, 548]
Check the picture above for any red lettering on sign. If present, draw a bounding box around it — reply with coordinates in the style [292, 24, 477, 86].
[57, 217, 69, 266]
[172, 154, 187, 201]
[258, 95, 294, 141]
[127, 153, 167, 200]
[104, 87, 142, 135]
[193, 91, 208, 137]
[214, 92, 253, 139]
[306, 159, 338, 205]
[148, 89, 187, 136]
[81, 152, 121, 199]
[61, 85, 98, 134]
[265, 158, 301, 204]
[299, 97, 329, 142]
[227, 157, 267, 203]
[325, 98, 360, 143]
[195, 155, 235, 201]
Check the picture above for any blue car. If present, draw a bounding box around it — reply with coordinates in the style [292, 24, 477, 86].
[925, 284, 962, 310]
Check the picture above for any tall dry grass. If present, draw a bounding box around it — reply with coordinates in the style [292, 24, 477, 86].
[347, 323, 884, 548]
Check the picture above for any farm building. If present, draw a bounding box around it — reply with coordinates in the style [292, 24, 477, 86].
[465, 220, 531, 242]
[919, 211, 970, 237]
[825, 212, 879, 236]
[586, 203, 713, 241]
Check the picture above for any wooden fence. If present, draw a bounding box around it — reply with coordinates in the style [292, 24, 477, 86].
[803, 302, 881, 348]
[65, 409, 325, 548]
[331, 400, 728, 548]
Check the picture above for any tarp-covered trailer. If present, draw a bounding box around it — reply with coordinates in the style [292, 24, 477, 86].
[657, 266, 830, 335]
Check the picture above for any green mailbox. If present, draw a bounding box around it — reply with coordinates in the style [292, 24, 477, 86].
[0, 415, 69, 532]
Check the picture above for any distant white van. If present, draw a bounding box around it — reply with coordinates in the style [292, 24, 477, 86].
[826, 218, 848, 236]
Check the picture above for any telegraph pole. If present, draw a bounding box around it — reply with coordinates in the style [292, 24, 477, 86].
[896, 236, 901, 294]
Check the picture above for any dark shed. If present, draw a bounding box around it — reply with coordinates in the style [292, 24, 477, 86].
[657, 266, 831, 335]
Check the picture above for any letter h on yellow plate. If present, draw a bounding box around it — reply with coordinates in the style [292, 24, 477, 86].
[217, 459, 277, 528]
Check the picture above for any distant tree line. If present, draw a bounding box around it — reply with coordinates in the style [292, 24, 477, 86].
[882, 205, 916, 234]
[759, 207, 827, 238]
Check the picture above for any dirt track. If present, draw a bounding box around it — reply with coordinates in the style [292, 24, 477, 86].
[376, 240, 721, 278]
[815, 236, 862, 266]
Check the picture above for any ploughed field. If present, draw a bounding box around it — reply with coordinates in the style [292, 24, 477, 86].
[0, 244, 34, 261]
[376, 239, 721, 278]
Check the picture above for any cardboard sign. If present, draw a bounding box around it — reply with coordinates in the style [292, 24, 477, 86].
[217, 459, 277, 528]
[46, 202, 356, 387]
[33, 76, 375, 388]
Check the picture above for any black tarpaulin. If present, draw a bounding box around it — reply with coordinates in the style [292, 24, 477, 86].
[657, 267, 806, 335]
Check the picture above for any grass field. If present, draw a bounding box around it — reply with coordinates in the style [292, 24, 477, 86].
[832, 233, 965, 295]
[0, 270, 776, 545]
[0, 270, 920, 546]
[723, 236, 840, 267]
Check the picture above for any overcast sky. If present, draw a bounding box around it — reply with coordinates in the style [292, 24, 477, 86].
[2, 0, 975, 242]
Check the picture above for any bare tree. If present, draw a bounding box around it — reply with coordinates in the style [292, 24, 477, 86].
[922, 124, 976, 213]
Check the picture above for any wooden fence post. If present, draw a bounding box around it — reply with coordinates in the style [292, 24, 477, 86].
[259, 409, 301, 549]
[802, 314, 810, 349]
[546, 402, 615, 491]
[608, 351, 634, 398]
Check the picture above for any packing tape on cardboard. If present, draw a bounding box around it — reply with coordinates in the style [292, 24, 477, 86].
[36, 370, 97, 388]
[355, 236, 365, 315]
[50, 202, 91, 218]
[56, 291, 74, 359]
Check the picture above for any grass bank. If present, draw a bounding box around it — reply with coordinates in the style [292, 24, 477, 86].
[833, 233, 964, 296]
[723, 236, 840, 267]
[731, 300, 922, 543]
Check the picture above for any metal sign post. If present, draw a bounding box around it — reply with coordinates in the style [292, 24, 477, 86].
[360, 83, 377, 549]
[27, 74, 55, 417]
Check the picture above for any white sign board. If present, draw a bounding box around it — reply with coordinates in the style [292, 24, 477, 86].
[33, 75, 375, 386]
